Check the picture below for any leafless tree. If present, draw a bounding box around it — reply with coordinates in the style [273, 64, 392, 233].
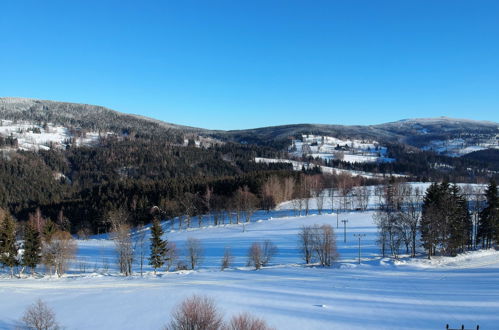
[310, 175, 325, 214]
[299, 226, 314, 264]
[247, 243, 263, 270]
[165, 241, 178, 272]
[225, 313, 274, 330]
[166, 295, 223, 330]
[354, 185, 369, 211]
[22, 299, 60, 330]
[112, 223, 134, 276]
[247, 240, 277, 270]
[398, 185, 422, 257]
[42, 231, 76, 277]
[220, 247, 233, 271]
[311, 225, 337, 267]
[186, 237, 204, 270]
[179, 193, 197, 229]
[105, 207, 130, 233]
[134, 224, 147, 276]
[261, 240, 277, 267]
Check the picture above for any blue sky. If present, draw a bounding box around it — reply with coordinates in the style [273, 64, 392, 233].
[1, 1, 498, 130]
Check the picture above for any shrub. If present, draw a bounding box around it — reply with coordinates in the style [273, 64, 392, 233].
[21, 299, 60, 330]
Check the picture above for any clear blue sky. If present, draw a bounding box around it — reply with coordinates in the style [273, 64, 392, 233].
[1, 1, 498, 130]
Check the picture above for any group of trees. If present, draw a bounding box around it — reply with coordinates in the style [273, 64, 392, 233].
[0, 208, 76, 278]
[373, 179, 499, 259]
[299, 224, 338, 267]
[420, 182, 472, 258]
[374, 183, 423, 258]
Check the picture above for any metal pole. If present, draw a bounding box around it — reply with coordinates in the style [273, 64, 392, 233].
[341, 219, 348, 243]
[354, 234, 366, 264]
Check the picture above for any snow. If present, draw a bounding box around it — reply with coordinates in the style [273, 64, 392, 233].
[289, 134, 394, 164]
[421, 137, 499, 157]
[0, 186, 497, 329]
[255, 157, 404, 179]
[0, 119, 110, 151]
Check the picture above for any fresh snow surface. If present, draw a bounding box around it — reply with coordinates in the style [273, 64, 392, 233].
[1, 187, 497, 329]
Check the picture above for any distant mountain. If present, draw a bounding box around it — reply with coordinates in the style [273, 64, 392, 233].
[0, 97, 205, 141]
[1, 97, 497, 157]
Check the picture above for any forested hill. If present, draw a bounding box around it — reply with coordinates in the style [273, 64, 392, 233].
[0, 97, 498, 235]
[0, 97, 204, 142]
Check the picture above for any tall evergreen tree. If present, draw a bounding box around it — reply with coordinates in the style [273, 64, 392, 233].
[149, 218, 167, 273]
[22, 221, 42, 275]
[421, 182, 471, 258]
[478, 180, 498, 249]
[421, 183, 441, 258]
[0, 214, 19, 277]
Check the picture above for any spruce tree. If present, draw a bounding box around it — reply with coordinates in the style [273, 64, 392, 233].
[421, 183, 441, 258]
[22, 221, 42, 275]
[149, 219, 167, 273]
[478, 180, 498, 249]
[0, 214, 19, 277]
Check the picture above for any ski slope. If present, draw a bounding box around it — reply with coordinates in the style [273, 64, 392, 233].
[0, 207, 498, 329]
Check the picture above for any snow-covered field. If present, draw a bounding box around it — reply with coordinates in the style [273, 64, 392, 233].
[1, 201, 498, 330]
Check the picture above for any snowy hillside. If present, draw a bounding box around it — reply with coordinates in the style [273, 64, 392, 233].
[0, 119, 110, 151]
[289, 134, 394, 163]
[1, 189, 497, 329]
[254, 157, 405, 179]
[422, 137, 499, 157]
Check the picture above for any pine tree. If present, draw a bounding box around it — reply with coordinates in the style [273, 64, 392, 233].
[478, 180, 498, 249]
[421, 183, 441, 258]
[0, 214, 19, 277]
[149, 219, 167, 273]
[22, 221, 42, 275]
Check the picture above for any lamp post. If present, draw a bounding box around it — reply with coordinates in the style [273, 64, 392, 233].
[354, 234, 366, 264]
[341, 219, 348, 243]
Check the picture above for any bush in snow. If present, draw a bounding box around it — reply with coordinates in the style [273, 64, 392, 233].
[225, 313, 275, 330]
[21, 299, 60, 330]
[220, 247, 233, 271]
[247, 240, 277, 270]
[166, 295, 223, 330]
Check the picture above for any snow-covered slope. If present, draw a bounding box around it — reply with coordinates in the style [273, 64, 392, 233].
[0, 119, 109, 151]
[289, 134, 394, 163]
[1, 196, 497, 329]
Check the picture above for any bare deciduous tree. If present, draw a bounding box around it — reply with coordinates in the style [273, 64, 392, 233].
[42, 231, 76, 277]
[299, 226, 314, 264]
[247, 242, 262, 270]
[165, 241, 178, 272]
[112, 223, 134, 276]
[225, 313, 275, 330]
[22, 299, 60, 330]
[311, 224, 337, 267]
[134, 224, 147, 277]
[261, 240, 277, 267]
[166, 295, 223, 330]
[247, 240, 277, 270]
[186, 237, 203, 270]
[220, 247, 233, 271]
